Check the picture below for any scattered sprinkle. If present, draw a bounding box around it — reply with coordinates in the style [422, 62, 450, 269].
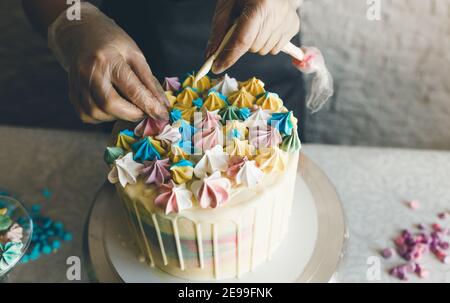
[407, 200, 420, 210]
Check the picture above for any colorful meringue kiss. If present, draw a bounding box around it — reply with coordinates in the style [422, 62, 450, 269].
[165, 91, 178, 107]
[140, 158, 171, 185]
[168, 142, 190, 163]
[240, 77, 266, 97]
[194, 145, 228, 178]
[219, 106, 241, 123]
[182, 72, 211, 93]
[176, 87, 199, 107]
[268, 111, 295, 136]
[224, 120, 247, 141]
[246, 108, 272, 128]
[108, 153, 144, 188]
[255, 146, 288, 173]
[198, 110, 221, 131]
[104, 146, 125, 165]
[193, 126, 224, 152]
[226, 156, 248, 179]
[281, 129, 302, 153]
[249, 125, 282, 149]
[235, 160, 265, 188]
[163, 77, 181, 92]
[203, 91, 228, 111]
[191, 171, 231, 209]
[174, 103, 197, 122]
[155, 181, 193, 215]
[131, 137, 165, 162]
[226, 138, 255, 158]
[256, 92, 284, 112]
[170, 108, 183, 123]
[228, 87, 256, 108]
[155, 124, 182, 147]
[134, 116, 169, 137]
[211, 74, 239, 97]
[116, 129, 137, 151]
[170, 159, 194, 184]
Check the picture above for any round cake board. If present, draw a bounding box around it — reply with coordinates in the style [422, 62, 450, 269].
[86, 154, 347, 283]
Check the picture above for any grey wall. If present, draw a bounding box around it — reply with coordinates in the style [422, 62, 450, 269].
[301, 0, 450, 149]
[1, 0, 449, 149]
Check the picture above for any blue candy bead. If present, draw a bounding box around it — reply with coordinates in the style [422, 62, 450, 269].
[31, 204, 41, 214]
[42, 245, 52, 255]
[53, 221, 64, 230]
[52, 240, 61, 250]
[63, 232, 73, 242]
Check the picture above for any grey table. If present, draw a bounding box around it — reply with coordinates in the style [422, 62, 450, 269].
[1, 126, 450, 282]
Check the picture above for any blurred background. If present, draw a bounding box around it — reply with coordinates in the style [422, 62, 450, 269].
[1, 0, 449, 149]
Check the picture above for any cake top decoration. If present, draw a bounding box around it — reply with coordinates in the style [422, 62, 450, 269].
[105, 73, 302, 214]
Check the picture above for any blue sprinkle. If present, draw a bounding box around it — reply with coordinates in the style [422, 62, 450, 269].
[53, 222, 64, 230]
[52, 240, 61, 250]
[42, 245, 52, 255]
[63, 232, 73, 242]
[31, 204, 41, 214]
[42, 188, 52, 199]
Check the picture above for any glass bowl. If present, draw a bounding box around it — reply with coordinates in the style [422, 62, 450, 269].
[0, 195, 33, 278]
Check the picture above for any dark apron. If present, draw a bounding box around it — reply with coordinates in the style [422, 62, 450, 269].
[102, 0, 306, 139]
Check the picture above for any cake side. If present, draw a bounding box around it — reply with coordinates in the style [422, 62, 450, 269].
[117, 152, 298, 280]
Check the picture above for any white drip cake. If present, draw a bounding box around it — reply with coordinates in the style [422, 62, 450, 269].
[105, 72, 301, 280]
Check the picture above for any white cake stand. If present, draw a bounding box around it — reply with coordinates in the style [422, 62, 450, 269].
[86, 154, 348, 283]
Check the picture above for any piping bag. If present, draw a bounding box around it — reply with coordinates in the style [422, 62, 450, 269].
[195, 24, 334, 113]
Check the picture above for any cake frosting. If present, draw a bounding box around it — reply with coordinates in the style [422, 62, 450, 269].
[106, 73, 301, 280]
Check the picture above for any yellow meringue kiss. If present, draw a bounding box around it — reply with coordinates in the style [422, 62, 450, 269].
[203, 91, 228, 111]
[225, 138, 255, 158]
[176, 87, 199, 107]
[170, 163, 194, 185]
[165, 91, 177, 108]
[228, 88, 256, 108]
[168, 145, 190, 163]
[174, 103, 197, 122]
[240, 77, 266, 96]
[256, 93, 284, 112]
[255, 146, 287, 173]
[183, 74, 211, 93]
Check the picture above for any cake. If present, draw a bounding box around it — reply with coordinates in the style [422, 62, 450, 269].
[105, 72, 301, 280]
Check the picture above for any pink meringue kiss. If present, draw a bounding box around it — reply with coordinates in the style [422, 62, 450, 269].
[154, 180, 193, 215]
[134, 116, 169, 137]
[192, 172, 231, 209]
[226, 156, 248, 178]
[193, 126, 224, 152]
[139, 158, 171, 185]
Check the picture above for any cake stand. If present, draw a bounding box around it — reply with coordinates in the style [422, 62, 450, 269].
[85, 154, 348, 282]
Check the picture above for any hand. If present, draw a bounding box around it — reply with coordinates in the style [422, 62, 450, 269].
[206, 0, 302, 74]
[48, 2, 169, 124]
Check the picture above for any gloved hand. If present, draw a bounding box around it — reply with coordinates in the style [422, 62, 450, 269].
[206, 0, 303, 74]
[48, 2, 169, 124]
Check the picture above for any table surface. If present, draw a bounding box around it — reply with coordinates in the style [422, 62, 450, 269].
[2, 125, 450, 283]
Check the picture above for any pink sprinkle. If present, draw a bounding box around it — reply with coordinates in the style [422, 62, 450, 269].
[394, 236, 405, 246]
[438, 212, 448, 220]
[432, 223, 442, 232]
[381, 248, 394, 259]
[407, 200, 420, 210]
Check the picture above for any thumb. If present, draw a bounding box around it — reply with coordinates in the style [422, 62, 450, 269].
[205, 0, 237, 59]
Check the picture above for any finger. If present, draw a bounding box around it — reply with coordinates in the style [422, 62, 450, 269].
[127, 51, 170, 108]
[212, 6, 260, 74]
[110, 59, 169, 120]
[90, 73, 146, 122]
[272, 15, 301, 55]
[259, 28, 282, 56]
[80, 90, 116, 122]
[206, 0, 237, 59]
[68, 69, 100, 124]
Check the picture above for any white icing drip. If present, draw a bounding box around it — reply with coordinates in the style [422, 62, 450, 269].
[152, 213, 168, 265]
[237, 222, 242, 278]
[212, 224, 219, 279]
[133, 201, 155, 267]
[250, 208, 257, 272]
[267, 194, 277, 260]
[172, 219, 185, 270]
[195, 223, 204, 269]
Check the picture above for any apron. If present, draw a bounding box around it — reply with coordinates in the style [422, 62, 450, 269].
[102, 0, 306, 139]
